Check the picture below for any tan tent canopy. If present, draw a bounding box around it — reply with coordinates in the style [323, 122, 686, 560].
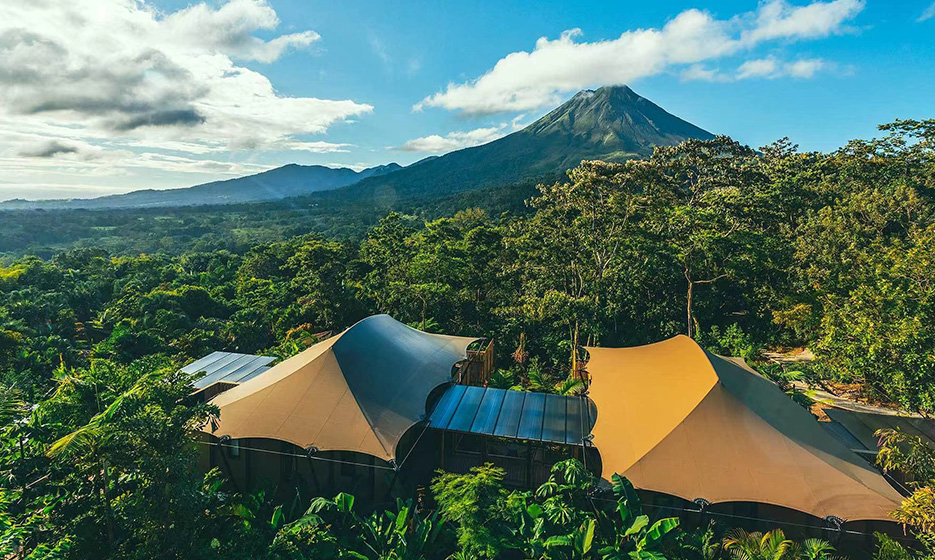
[586, 335, 903, 522]
[208, 314, 477, 462]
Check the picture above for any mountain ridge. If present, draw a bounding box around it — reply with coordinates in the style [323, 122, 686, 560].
[1, 85, 714, 211]
[307, 85, 715, 207]
[0, 162, 403, 209]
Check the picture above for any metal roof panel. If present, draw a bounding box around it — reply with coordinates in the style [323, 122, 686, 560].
[493, 390, 526, 438]
[447, 386, 485, 433]
[471, 389, 506, 435]
[541, 394, 568, 443]
[429, 384, 466, 430]
[517, 392, 546, 441]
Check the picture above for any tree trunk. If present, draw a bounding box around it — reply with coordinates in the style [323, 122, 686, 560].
[100, 459, 116, 551]
[421, 298, 426, 331]
[686, 279, 695, 339]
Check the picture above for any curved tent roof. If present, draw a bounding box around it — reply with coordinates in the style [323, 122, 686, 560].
[586, 335, 902, 521]
[208, 315, 477, 462]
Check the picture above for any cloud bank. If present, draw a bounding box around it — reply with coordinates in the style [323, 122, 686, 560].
[395, 115, 531, 154]
[682, 56, 827, 81]
[416, 0, 863, 115]
[0, 0, 371, 181]
[737, 57, 826, 79]
[395, 126, 508, 152]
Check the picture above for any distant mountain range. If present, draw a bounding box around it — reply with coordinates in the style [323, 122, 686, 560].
[1, 85, 714, 211]
[0, 163, 403, 209]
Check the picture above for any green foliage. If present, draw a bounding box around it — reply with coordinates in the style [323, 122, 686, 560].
[696, 324, 759, 363]
[775, 120, 935, 411]
[268, 524, 341, 560]
[431, 463, 508, 558]
[722, 529, 797, 560]
[525, 357, 587, 396]
[876, 428, 935, 486]
[4, 120, 932, 410]
[872, 533, 915, 560]
[719, 529, 845, 560]
[0, 361, 274, 559]
[593, 472, 680, 560]
[675, 521, 722, 560]
[873, 427, 935, 559]
[267, 492, 448, 560]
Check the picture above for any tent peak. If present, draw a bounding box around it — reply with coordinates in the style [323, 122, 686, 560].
[584, 334, 702, 358]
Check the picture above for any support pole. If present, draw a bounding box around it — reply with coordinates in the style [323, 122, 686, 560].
[306, 447, 322, 495]
[383, 460, 400, 502]
[440, 432, 446, 470]
[217, 436, 241, 493]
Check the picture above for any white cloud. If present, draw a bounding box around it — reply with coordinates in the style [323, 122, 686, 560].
[784, 58, 826, 77]
[0, 0, 371, 192]
[395, 112, 537, 153]
[369, 35, 391, 64]
[737, 57, 825, 79]
[0, 149, 272, 178]
[682, 57, 826, 81]
[510, 114, 532, 130]
[417, 0, 863, 115]
[325, 162, 376, 172]
[919, 2, 935, 22]
[395, 126, 508, 152]
[736, 58, 781, 78]
[680, 64, 729, 82]
[741, 0, 863, 44]
[160, 0, 320, 63]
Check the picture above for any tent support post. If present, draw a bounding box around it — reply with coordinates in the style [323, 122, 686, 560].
[306, 457, 321, 495]
[245, 441, 251, 489]
[217, 444, 240, 493]
[440, 433, 445, 470]
[384, 467, 400, 502]
[370, 455, 376, 502]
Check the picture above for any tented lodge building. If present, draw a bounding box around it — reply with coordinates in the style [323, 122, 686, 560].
[189, 314, 908, 538]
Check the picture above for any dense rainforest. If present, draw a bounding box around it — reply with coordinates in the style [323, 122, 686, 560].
[0, 173, 544, 258]
[1, 120, 934, 559]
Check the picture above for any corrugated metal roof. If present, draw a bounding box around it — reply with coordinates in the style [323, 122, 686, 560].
[429, 385, 596, 445]
[181, 351, 276, 390]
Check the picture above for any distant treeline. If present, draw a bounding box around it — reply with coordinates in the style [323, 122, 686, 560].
[0, 174, 544, 258]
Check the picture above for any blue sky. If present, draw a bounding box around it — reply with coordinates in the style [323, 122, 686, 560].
[0, 0, 933, 200]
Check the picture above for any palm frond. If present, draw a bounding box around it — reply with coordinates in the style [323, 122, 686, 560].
[554, 376, 585, 396]
[47, 422, 103, 458]
[0, 385, 26, 426]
